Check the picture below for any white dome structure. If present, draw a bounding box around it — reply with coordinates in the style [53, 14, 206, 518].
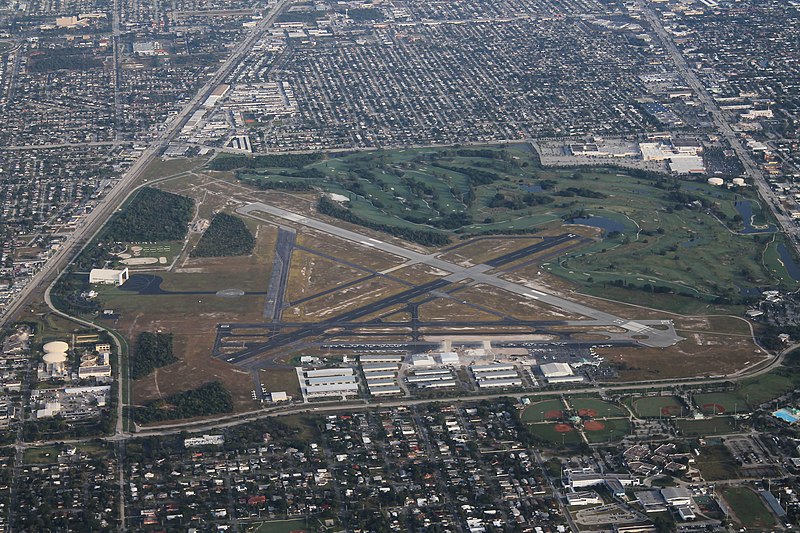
[43, 341, 69, 352]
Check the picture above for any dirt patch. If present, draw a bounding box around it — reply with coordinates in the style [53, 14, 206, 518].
[544, 410, 563, 420]
[554, 423, 574, 433]
[578, 408, 599, 417]
[701, 403, 726, 414]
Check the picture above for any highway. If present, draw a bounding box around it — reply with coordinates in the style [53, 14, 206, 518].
[237, 202, 684, 349]
[0, 0, 293, 331]
[638, 0, 800, 250]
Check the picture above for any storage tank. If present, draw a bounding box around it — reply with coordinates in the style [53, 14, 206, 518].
[707, 177, 724, 186]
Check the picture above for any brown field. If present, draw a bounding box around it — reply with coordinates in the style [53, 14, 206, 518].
[418, 298, 503, 322]
[386, 263, 449, 284]
[258, 368, 302, 400]
[439, 237, 543, 266]
[296, 232, 406, 272]
[454, 283, 588, 320]
[283, 277, 409, 321]
[285, 249, 368, 303]
[596, 331, 767, 381]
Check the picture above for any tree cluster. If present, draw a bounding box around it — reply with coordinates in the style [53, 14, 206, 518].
[133, 381, 233, 423]
[105, 187, 194, 242]
[130, 332, 177, 380]
[191, 212, 255, 257]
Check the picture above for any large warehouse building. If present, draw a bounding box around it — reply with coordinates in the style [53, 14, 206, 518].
[89, 267, 129, 286]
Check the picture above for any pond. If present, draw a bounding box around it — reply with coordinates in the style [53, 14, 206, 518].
[568, 215, 626, 236]
[734, 200, 776, 234]
[777, 243, 800, 281]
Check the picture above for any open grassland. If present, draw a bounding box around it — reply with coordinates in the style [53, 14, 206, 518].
[696, 444, 741, 481]
[721, 487, 776, 530]
[595, 331, 764, 381]
[693, 392, 745, 415]
[285, 249, 369, 304]
[283, 277, 409, 322]
[417, 298, 503, 322]
[527, 422, 582, 446]
[453, 283, 587, 320]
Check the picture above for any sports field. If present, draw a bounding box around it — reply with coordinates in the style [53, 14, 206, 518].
[721, 487, 776, 530]
[521, 399, 566, 423]
[583, 418, 631, 443]
[569, 397, 625, 418]
[630, 395, 684, 418]
[527, 422, 582, 445]
[675, 416, 737, 437]
[693, 392, 744, 415]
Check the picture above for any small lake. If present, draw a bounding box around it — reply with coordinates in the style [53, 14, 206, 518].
[777, 243, 800, 281]
[734, 200, 776, 234]
[568, 215, 626, 236]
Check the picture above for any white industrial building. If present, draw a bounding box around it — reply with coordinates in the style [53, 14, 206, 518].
[78, 365, 112, 379]
[434, 352, 460, 365]
[299, 367, 359, 399]
[540, 362, 573, 378]
[359, 354, 404, 364]
[184, 434, 225, 447]
[361, 362, 400, 373]
[566, 491, 603, 506]
[476, 378, 522, 388]
[89, 267, 129, 286]
[408, 354, 436, 368]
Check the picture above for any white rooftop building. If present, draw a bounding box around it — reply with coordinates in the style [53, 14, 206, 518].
[89, 268, 129, 286]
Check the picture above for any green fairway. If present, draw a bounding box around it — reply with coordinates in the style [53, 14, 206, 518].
[569, 397, 625, 418]
[521, 399, 566, 423]
[213, 145, 798, 310]
[721, 487, 776, 530]
[675, 416, 737, 437]
[631, 395, 685, 418]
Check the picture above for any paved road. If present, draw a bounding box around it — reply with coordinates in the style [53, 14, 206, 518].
[237, 202, 684, 348]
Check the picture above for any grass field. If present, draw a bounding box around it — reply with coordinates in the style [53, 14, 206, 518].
[631, 396, 685, 418]
[735, 369, 800, 407]
[569, 397, 625, 418]
[23, 446, 61, 464]
[676, 416, 738, 437]
[721, 487, 776, 530]
[583, 418, 631, 443]
[527, 422, 582, 445]
[245, 518, 315, 533]
[521, 399, 566, 423]
[693, 392, 745, 415]
[696, 444, 741, 481]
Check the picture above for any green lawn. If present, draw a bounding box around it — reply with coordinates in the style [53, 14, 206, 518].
[583, 418, 631, 443]
[631, 395, 685, 418]
[721, 487, 776, 530]
[521, 399, 566, 423]
[676, 416, 738, 437]
[527, 422, 582, 446]
[693, 392, 745, 415]
[569, 397, 625, 418]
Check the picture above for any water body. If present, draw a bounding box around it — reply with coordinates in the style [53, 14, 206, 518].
[777, 243, 800, 281]
[568, 215, 626, 236]
[734, 200, 776, 234]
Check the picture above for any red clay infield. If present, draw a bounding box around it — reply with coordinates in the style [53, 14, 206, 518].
[701, 403, 726, 414]
[578, 408, 599, 417]
[544, 410, 563, 419]
[661, 405, 681, 416]
[554, 423, 573, 433]
[583, 421, 606, 431]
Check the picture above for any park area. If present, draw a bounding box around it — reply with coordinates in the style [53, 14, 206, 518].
[693, 392, 745, 415]
[721, 487, 776, 530]
[630, 395, 685, 418]
[569, 397, 625, 418]
[526, 422, 583, 446]
[583, 418, 631, 443]
[521, 399, 566, 423]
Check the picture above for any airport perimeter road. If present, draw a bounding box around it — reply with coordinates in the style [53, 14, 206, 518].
[638, 0, 800, 249]
[0, 0, 292, 330]
[237, 202, 683, 348]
